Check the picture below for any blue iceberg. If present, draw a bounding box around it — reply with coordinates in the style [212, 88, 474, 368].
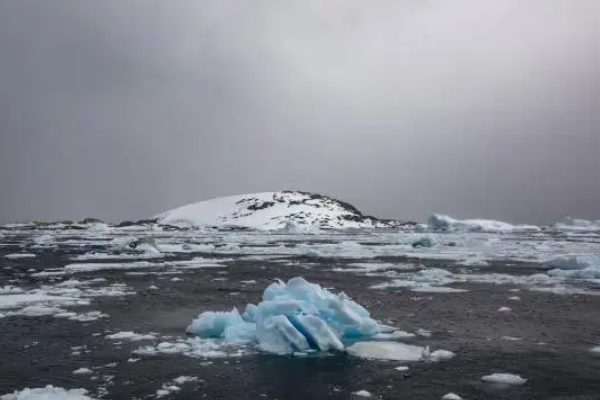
[186, 277, 392, 354]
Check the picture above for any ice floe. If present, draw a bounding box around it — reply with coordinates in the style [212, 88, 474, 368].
[346, 342, 425, 361]
[352, 390, 373, 398]
[72, 368, 93, 375]
[370, 269, 458, 291]
[105, 331, 156, 341]
[544, 255, 600, 280]
[0, 386, 96, 400]
[481, 373, 527, 385]
[0, 279, 133, 319]
[4, 253, 36, 259]
[134, 337, 248, 359]
[441, 393, 462, 400]
[428, 349, 456, 362]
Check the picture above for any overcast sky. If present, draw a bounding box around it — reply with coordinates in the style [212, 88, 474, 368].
[1, 0, 599, 224]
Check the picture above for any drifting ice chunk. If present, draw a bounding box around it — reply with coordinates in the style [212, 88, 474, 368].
[442, 393, 462, 400]
[544, 255, 600, 279]
[0, 386, 96, 400]
[187, 277, 387, 354]
[544, 255, 600, 271]
[72, 368, 93, 375]
[186, 308, 244, 338]
[481, 373, 527, 385]
[428, 350, 455, 362]
[32, 235, 55, 247]
[346, 341, 425, 361]
[105, 331, 156, 341]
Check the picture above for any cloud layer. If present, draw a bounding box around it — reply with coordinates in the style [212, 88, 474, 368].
[1, 0, 599, 223]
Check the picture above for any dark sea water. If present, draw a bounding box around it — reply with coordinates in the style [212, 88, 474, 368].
[1, 234, 600, 400]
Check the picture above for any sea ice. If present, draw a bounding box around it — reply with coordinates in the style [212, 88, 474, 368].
[346, 342, 425, 361]
[481, 373, 527, 385]
[72, 368, 93, 375]
[32, 235, 55, 247]
[186, 277, 393, 355]
[134, 337, 248, 359]
[371, 268, 457, 291]
[411, 287, 467, 293]
[544, 255, 600, 280]
[0, 386, 96, 400]
[4, 253, 36, 259]
[105, 331, 156, 341]
[441, 393, 462, 400]
[544, 255, 600, 271]
[172, 376, 198, 385]
[428, 350, 456, 362]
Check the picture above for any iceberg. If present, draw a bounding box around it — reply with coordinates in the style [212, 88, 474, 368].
[552, 217, 600, 232]
[427, 214, 540, 234]
[186, 277, 390, 354]
[543, 255, 600, 279]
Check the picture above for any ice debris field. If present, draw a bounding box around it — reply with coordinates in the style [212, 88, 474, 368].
[2, 193, 600, 399]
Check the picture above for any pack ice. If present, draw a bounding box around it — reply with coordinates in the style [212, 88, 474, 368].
[186, 277, 392, 354]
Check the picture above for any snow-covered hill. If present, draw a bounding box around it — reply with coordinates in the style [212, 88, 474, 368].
[154, 191, 402, 230]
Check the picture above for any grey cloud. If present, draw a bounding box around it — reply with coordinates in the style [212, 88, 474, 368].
[1, 0, 599, 224]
